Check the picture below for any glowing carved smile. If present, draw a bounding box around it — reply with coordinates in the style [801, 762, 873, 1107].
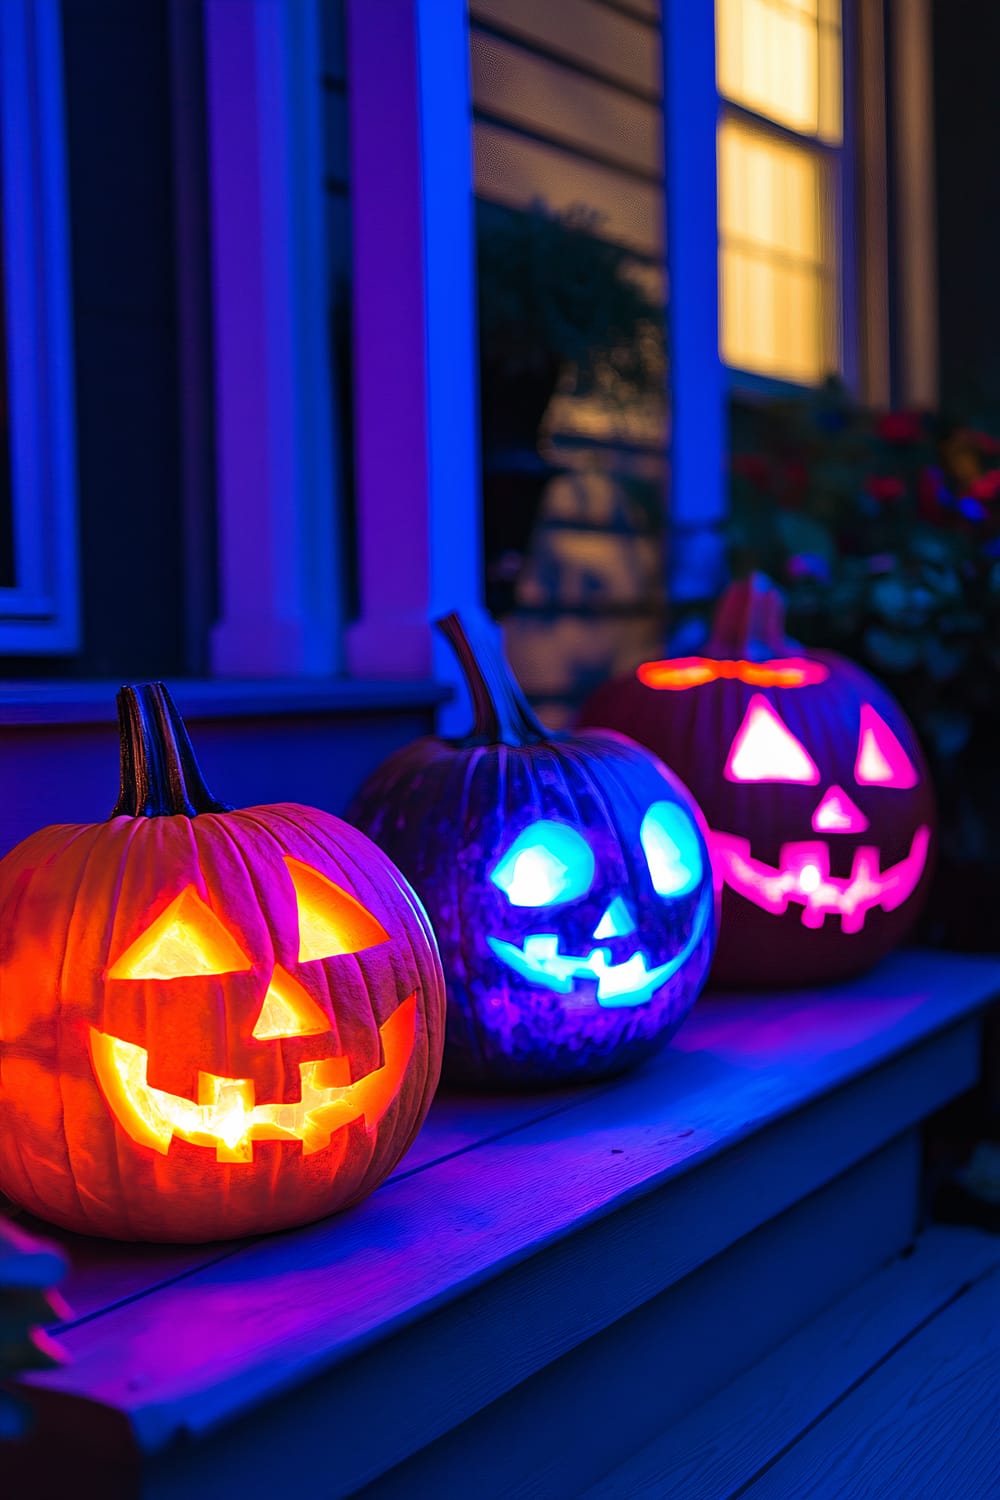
[89, 993, 417, 1162]
[710, 827, 931, 932]
[487, 888, 712, 1007]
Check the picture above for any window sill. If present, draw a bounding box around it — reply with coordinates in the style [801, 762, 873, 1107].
[0, 677, 450, 728]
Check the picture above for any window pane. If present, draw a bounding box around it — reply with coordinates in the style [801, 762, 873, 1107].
[718, 117, 834, 382]
[720, 249, 826, 381]
[0, 165, 13, 589]
[716, 0, 842, 145]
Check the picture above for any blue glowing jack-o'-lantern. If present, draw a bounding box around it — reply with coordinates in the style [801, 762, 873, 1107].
[349, 615, 716, 1086]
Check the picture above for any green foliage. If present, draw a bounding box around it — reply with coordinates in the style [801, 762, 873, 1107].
[725, 379, 1000, 871]
[476, 199, 665, 402]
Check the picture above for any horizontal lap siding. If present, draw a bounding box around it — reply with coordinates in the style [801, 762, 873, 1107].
[470, 0, 668, 726]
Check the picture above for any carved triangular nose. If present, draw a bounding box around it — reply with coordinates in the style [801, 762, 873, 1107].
[252, 966, 329, 1040]
[812, 785, 869, 834]
[593, 896, 637, 940]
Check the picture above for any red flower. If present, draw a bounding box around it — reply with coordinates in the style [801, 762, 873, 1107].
[962, 428, 1000, 455]
[778, 459, 809, 509]
[919, 467, 946, 520]
[969, 468, 1000, 502]
[732, 453, 770, 489]
[877, 411, 923, 444]
[866, 475, 906, 503]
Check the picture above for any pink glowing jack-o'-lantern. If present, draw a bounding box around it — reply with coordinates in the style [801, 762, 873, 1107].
[579, 576, 937, 988]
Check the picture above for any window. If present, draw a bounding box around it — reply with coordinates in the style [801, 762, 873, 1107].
[0, 0, 79, 651]
[715, 0, 843, 384]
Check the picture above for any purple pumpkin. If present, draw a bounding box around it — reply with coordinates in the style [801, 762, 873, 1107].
[349, 615, 716, 1087]
[579, 575, 937, 988]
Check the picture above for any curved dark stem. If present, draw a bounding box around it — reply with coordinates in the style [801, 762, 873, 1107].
[436, 613, 549, 748]
[111, 682, 231, 818]
[706, 572, 797, 661]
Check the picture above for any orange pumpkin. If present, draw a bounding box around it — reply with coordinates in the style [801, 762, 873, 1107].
[0, 684, 445, 1242]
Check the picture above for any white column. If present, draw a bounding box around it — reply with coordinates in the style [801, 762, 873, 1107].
[205, 0, 342, 676]
[345, 0, 485, 725]
[662, 0, 728, 606]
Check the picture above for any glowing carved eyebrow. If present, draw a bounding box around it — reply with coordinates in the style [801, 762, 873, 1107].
[107, 886, 251, 980]
[284, 858, 389, 961]
[638, 657, 829, 690]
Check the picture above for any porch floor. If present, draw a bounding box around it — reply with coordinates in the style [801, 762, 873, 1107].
[9, 949, 1000, 1498]
[587, 1221, 1000, 1499]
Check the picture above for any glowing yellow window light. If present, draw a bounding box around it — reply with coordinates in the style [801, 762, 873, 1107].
[717, 118, 832, 383]
[716, 0, 842, 145]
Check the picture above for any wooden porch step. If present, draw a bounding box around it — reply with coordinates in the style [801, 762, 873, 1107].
[584, 1224, 1000, 1500]
[9, 951, 1000, 1498]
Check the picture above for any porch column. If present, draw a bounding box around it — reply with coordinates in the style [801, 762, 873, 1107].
[662, 0, 728, 607]
[344, 0, 484, 721]
[205, 0, 341, 675]
[889, 0, 938, 408]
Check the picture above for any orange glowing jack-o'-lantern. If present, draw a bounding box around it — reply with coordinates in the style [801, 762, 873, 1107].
[579, 576, 937, 988]
[0, 684, 445, 1242]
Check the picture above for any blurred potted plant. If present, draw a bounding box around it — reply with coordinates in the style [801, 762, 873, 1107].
[476, 198, 665, 612]
[717, 378, 1000, 948]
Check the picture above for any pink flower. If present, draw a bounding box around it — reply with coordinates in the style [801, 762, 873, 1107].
[866, 475, 906, 503]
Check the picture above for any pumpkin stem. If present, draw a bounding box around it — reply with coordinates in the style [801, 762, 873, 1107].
[111, 683, 232, 818]
[705, 573, 799, 662]
[436, 613, 548, 747]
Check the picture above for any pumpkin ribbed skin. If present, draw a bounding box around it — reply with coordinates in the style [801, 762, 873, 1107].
[579, 578, 937, 988]
[350, 618, 715, 1087]
[0, 691, 445, 1243]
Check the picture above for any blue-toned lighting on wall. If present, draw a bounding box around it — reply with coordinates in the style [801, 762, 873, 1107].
[640, 801, 704, 897]
[489, 821, 595, 907]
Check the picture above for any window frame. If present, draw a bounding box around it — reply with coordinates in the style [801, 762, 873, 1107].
[0, 0, 80, 653]
[715, 0, 857, 392]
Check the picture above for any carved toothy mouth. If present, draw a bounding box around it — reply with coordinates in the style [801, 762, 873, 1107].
[487, 887, 712, 1007]
[710, 827, 931, 932]
[89, 993, 417, 1162]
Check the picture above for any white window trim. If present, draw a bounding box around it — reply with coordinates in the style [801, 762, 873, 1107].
[0, 0, 79, 653]
[202, 0, 484, 715]
[203, 0, 343, 677]
[663, 0, 728, 604]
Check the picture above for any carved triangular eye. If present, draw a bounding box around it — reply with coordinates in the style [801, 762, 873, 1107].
[285, 858, 389, 961]
[725, 695, 820, 784]
[108, 887, 251, 980]
[854, 705, 918, 788]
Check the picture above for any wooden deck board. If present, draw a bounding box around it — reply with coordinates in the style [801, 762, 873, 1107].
[583, 1225, 1000, 1500]
[745, 1249, 1000, 1499]
[12, 951, 999, 1492]
[46, 1080, 608, 1326]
